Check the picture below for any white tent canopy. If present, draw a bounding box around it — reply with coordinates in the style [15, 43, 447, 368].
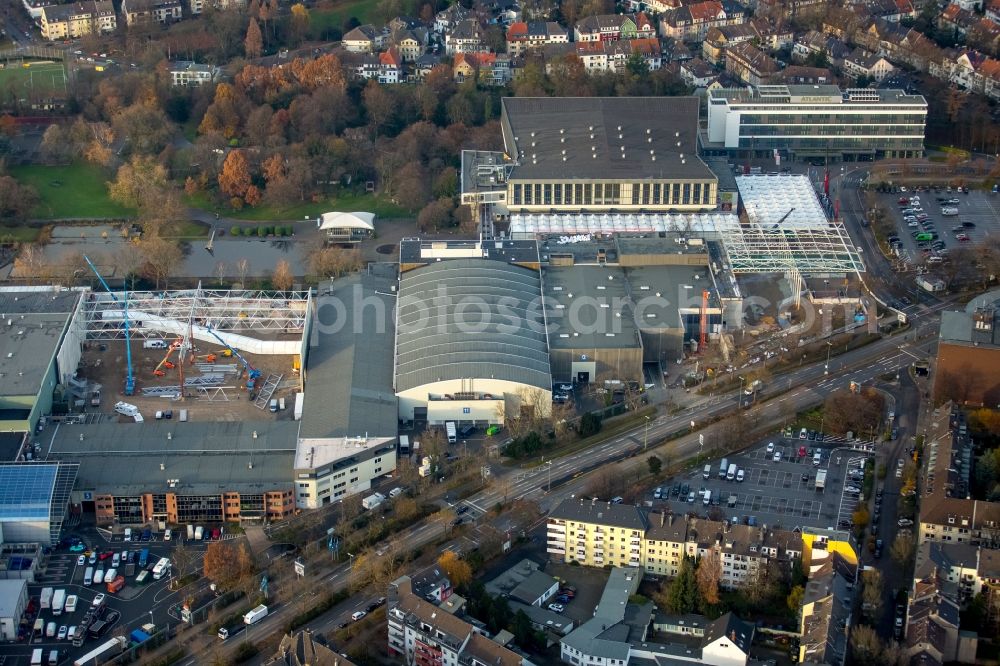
[317, 211, 376, 232]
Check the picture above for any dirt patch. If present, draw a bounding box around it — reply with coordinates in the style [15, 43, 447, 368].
[77, 339, 301, 422]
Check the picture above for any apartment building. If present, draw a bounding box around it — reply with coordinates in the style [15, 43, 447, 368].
[387, 576, 525, 666]
[574, 13, 655, 42]
[121, 0, 182, 25]
[40, 0, 115, 40]
[168, 61, 219, 86]
[550, 501, 803, 590]
[505, 21, 568, 56]
[659, 0, 746, 43]
[724, 42, 780, 86]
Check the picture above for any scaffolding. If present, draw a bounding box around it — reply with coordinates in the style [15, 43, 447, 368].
[80, 288, 311, 340]
[722, 219, 864, 274]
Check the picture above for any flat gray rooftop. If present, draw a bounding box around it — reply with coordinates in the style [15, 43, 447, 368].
[399, 238, 539, 267]
[0, 289, 80, 398]
[44, 420, 297, 496]
[542, 265, 641, 350]
[501, 97, 715, 182]
[301, 271, 398, 438]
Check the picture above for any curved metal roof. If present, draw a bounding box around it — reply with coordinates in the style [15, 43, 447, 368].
[396, 259, 551, 393]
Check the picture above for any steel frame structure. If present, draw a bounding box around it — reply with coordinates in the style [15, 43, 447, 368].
[80, 288, 311, 340]
[720, 221, 864, 274]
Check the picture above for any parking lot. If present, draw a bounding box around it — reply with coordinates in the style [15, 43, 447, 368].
[653, 433, 873, 531]
[879, 187, 1000, 265]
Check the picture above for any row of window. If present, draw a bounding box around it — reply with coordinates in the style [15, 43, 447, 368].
[511, 181, 714, 207]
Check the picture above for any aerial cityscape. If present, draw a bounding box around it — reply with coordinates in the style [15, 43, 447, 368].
[0, 0, 999, 664]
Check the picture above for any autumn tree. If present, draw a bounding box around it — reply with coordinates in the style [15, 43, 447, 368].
[0, 176, 39, 221]
[851, 625, 882, 666]
[862, 568, 884, 620]
[113, 104, 173, 155]
[218, 149, 253, 201]
[40, 124, 72, 162]
[290, 3, 310, 43]
[438, 551, 472, 588]
[891, 532, 915, 566]
[141, 238, 183, 289]
[823, 388, 885, 437]
[787, 585, 805, 614]
[696, 548, 722, 606]
[108, 155, 170, 212]
[203, 541, 257, 590]
[272, 259, 293, 290]
[12, 244, 50, 282]
[245, 18, 263, 59]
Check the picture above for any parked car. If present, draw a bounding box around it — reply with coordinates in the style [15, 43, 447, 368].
[548, 603, 565, 613]
[77, 555, 86, 566]
[898, 518, 914, 527]
[351, 611, 367, 622]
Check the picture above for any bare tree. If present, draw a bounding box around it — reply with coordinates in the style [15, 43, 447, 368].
[214, 260, 228, 286]
[236, 257, 250, 287]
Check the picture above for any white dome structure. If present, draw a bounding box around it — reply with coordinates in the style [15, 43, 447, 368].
[317, 211, 376, 243]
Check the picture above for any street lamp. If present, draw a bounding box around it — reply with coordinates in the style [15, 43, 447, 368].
[545, 460, 553, 493]
[643, 416, 651, 451]
[825, 341, 833, 375]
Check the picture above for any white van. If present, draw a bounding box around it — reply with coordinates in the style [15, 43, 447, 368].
[736, 468, 745, 482]
[84, 567, 93, 586]
[703, 490, 711, 505]
[143, 339, 168, 349]
[703, 464, 711, 479]
[94, 568, 105, 585]
[446, 421, 457, 444]
[124, 528, 132, 542]
[269, 399, 278, 412]
[813, 451, 822, 466]
[388, 487, 403, 498]
[726, 463, 737, 481]
[719, 458, 729, 479]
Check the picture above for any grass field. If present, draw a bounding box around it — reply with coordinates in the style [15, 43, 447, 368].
[186, 191, 412, 221]
[310, 0, 379, 38]
[0, 61, 67, 101]
[11, 163, 136, 219]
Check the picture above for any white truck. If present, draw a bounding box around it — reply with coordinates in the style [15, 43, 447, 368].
[194, 526, 204, 540]
[186, 524, 194, 540]
[815, 469, 827, 491]
[294, 392, 304, 421]
[40, 587, 53, 610]
[114, 401, 143, 422]
[446, 421, 457, 443]
[52, 589, 66, 616]
[243, 604, 268, 625]
[362, 492, 386, 510]
[743, 379, 763, 395]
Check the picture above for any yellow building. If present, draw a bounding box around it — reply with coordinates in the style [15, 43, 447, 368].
[40, 0, 116, 40]
[500, 97, 718, 214]
[547, 499, 645, 568]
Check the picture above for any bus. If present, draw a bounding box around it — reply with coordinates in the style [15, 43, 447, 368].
[135, 569, 150, 585]
[138, 548, 149, 568]
[152, 557, 170, 580]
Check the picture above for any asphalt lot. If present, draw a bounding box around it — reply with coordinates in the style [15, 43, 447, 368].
[880, 188, 1000, 265]
[653, 434, 874, 532]
[7, 527, 209, 666]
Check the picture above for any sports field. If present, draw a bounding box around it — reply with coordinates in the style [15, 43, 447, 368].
[0, 61, 67, 101]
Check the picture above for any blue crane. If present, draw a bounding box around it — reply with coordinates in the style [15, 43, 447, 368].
[205, 326, 262, 391]
[84, 255, 135, 395]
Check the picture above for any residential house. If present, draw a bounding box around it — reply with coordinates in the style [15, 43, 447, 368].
[187, 0, 244, 14]
[793, 30, 852, 68]
[755, 0, 827, 18]
[488, 0, 521, 26]
[905, 573, 976, 664]
[797, 530, 857, 665]
[940, 3, 978, 37]
[749, 17, 793, 50]
[121, 0, 181, 25]
[772, 65, 833, 84]
[411, 53, 442, 80]
[547, 499, 646, 568]
[558, 38, 663, 73]
[643, 512, 689, 578]
[988, 0, 1000, 23]
[505, 21, 568, 56]
[951, 0, 983, 10]
[865, 0, 916, 23]
[435, 4, 470, 33]
[574, 13, 655, 42]
[453, 52, 497, 82]
[343, 25, 384, 53]
[681, 56, 718, 86]
[725, 41, 780, 85]
[168, 61, 219, 86]
[266, 631, 359, 666]
[377, 48, 403, 83]
[660, 0, 747, 43]
[387, 576, 525, 666]
[643, 0, 682, 11]
[843, 48, 895, 80]
[702, 23, 757, 65]
[446, 19, 487, 55]
[39, 0, 115, 39]
[390, 19, 430, 61]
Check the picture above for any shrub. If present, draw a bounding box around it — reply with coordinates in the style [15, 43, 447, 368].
[285, 225, 294, 236]
[256, 225, 266, 237]
[233, 641, 259, 663]
[231, 225, 241, 236]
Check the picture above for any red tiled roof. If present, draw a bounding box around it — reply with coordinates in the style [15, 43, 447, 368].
[379, 48, 401, 66]
[688, 0, 724, 22]
[507, 21, 528, 39]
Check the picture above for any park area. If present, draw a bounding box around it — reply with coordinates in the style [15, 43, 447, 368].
[0, 61, 67, 104]
[11, 163, 136, 219]
[309, 0, 380, 39]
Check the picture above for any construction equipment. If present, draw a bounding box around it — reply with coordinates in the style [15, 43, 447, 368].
[194, 354, 218, 364]
[205, 327, 262, 392]
[153, 339, 184, 376]
[84, 256, 135, 396]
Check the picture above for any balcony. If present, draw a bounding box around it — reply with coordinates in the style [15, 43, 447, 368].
[548, 524, 566, 533]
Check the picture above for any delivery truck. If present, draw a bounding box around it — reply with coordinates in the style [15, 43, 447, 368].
[815, 469, 827, 491]
[52, 589, 66, 616]
[40, 587, 53, 610]
[446, 421, 457, 443]
[244, 604, 268, 625]
[362, 492, 385, 510]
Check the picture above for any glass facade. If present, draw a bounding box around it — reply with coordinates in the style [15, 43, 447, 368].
[510, 179, 715, 210]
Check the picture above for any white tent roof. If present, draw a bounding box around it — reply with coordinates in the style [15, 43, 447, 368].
[317, 211, 376, 231]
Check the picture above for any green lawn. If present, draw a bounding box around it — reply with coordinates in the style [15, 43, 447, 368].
[11, 163, 135, 219]
[0, 61, 67, 101]
[186, 191, 412, 221]
[160, 219, 210, 238]
[0, 226, 41, 242]
[310, 0, 379, 37]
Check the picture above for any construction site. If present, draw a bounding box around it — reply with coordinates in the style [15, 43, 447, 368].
[63, 286, 311, 424]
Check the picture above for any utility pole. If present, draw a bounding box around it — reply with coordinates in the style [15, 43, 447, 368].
[643, 416, 651, 450]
